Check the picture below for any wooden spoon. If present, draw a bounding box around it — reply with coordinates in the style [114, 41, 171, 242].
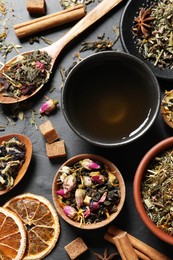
[0, 133, 32, 195]
[0, 0, 122, 104]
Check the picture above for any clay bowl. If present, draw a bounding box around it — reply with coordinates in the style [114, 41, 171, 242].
[62, 51, 161, 147]
[0, 133, 32, 195]
[134, 137, 173, 245]
[52, 154, 126, 229]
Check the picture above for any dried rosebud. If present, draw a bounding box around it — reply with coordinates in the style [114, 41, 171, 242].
[84, 206, 91, 218]
[63, 205, 77, 219]
[56, 189, 65, 196]
[56, 189, 70, 198]
[75, 188, 86, 208]
[60, 166, 71, 175]
[63, 175, 76, 194]
[90, 201, 99, 210]
[81, 159, 100, 170]
[98, 192, 107, 203]
[91, 175, 105, 184]
[82, 176, 92, 187]
[36, 61, 45, 72]
[39, 99, 59, 115]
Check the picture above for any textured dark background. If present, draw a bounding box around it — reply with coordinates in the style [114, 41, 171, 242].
[0, 0, 173, 259]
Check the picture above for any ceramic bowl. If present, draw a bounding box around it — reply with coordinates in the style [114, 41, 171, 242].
[61, 51, 160, 147]
[120, 0, 173, 80]
[134, 137, 173, 245]
[52, 154, 126, 229]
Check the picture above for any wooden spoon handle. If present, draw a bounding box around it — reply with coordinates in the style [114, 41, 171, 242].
[44, 0, 123, 59]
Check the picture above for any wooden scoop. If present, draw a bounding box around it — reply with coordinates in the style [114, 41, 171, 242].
[0, 0, 122, 104]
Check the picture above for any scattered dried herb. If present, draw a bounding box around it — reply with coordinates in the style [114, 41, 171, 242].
[133, 0, 173, 69]
[55, 158, 121, 225]
[142, 149, 173, 235]
[0, 50, 52, 98]
[0, 136, 26, 190]
[30, 110, 38, 130]
[60, 0, 94, 9]
[0, 42, 22, 58]
[94, 248, 118, 260]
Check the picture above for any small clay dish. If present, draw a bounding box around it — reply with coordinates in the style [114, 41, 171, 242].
[52, 154, 126, 229]
[134, 137, 173, 245]
[161, 90, 173, 128]
[0, 133, 32, 195]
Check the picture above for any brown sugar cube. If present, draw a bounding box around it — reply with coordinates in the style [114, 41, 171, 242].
[46, 140, 66, 159]
[26, 0, 46, 15]
[39, 120, 60, 144]
[64, 237, 88, 260]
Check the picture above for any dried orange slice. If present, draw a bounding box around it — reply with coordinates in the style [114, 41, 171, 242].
[4, 193, 60, 260]
[0, 206, 26, 260]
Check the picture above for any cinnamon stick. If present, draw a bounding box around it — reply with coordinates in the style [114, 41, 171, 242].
[104, 233, 150, 260]
[113, 231, 138, 260]
[14, 4, 86, 38]
[105, 226, 171, 260]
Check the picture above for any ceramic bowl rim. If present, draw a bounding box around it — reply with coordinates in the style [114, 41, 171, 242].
[133, 137, 173, 245]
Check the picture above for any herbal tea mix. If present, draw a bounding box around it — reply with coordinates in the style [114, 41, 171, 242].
[132, 0, 173, 69]
[0, 50, 52, 98]
[55, 158, 121, 225]
[142, 149, 173, 235]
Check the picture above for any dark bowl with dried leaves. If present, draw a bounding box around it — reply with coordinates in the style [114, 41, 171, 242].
[134, 137, 173, 245]
[62, 51, 160, 147]
[120, 0, 173, 81]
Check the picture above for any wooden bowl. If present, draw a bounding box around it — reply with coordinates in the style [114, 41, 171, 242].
[52, 154, 126, 229]
[0, 133, 32, 195]
[134, 137, 173, 245]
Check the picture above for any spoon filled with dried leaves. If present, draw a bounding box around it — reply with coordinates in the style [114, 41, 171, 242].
[0, 0, 122, 104]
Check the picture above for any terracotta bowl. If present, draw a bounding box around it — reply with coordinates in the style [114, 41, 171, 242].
[52, 154, 126, 229]
[134, 137, 173, 245]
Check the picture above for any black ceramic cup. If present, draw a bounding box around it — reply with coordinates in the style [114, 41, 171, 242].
[61, 51, 160, 147]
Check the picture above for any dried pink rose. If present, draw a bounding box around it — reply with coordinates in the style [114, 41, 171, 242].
[63, 175, 76, 194]
[63, 205, 77, 219]
[80, 159, 100, 170]
[75, 188, 86, 208]
[39, 99, 59, 115]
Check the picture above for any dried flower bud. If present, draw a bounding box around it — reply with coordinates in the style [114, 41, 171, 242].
[63, 175, 76, 194]
[56, 189, 70, 198]
[81, 159, 100, 170]
[90, 201, 99, 210]
[83, 176, 92, 187]
[36, 61, 45, 72]
[91, 175, 105, 184]
[39, 99, 59, 115]
[75, 188, 86, 208]
[63, 205, 77, 219]
[84, 206, 91, 218]
[98, 192, 107, 203]
[60, 166, 71, 175]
